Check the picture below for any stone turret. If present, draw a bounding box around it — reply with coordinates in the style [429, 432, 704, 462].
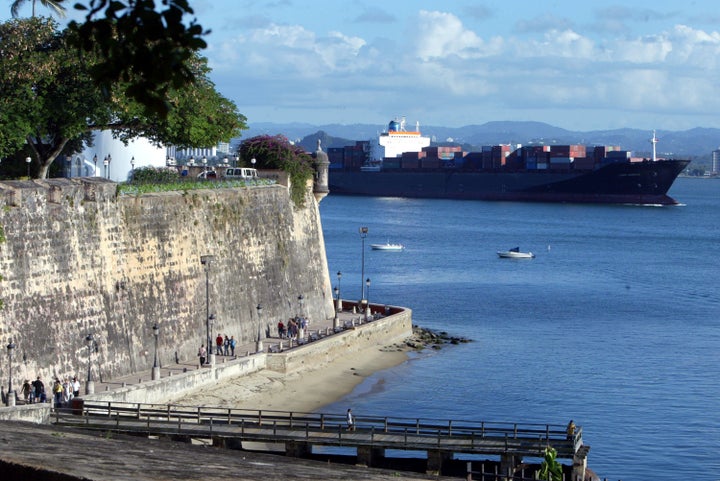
[312, 139, 330, 202]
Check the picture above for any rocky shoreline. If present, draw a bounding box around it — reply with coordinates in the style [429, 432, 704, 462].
[381, 325, 472, 352]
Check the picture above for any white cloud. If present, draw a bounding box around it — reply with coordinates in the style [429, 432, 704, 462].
[414, 10, 491, 61]
[204, 7, 720, 130]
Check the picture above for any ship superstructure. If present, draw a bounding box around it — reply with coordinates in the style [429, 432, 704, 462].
[371, 117, 431, 161]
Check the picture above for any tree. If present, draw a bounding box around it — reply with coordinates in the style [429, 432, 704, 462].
[10, 0, 66, 18]
[238, 135, 315, 207]
[69, 0, 207, 118]
[0, 17, 246, 179]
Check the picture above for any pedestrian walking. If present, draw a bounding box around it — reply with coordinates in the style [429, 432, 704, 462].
[346, 408, 355, 431]
[198, 344, 207, 366]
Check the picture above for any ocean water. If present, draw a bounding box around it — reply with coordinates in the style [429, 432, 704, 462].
[318, 177, 720, 481]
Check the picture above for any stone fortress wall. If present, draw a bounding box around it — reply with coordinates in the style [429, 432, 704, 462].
[0, 177, 335, 384]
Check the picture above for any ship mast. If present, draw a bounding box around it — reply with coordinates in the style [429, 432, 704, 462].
[650, 130, 658, 162]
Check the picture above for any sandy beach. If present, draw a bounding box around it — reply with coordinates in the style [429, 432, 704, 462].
[171, 344, 410, 413]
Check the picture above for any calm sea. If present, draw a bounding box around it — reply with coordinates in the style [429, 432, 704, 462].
[318, 177, 720, 481]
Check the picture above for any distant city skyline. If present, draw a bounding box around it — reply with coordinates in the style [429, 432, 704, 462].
[5, 0, 720, 131]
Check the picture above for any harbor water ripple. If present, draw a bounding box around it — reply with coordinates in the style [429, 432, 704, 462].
[318, 177, 720, 481]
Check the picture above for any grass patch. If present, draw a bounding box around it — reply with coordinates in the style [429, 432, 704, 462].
[118, 178, 276, 196]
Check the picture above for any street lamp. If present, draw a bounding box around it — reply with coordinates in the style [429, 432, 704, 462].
[297, 295, 305, 342]
[130, 156, 135, 174]
[93, 154, 98, 176]
[365, 278, 371, 322]
[6, 340, 15, 407]
[359, 226, 369, 304]
[336, 271, 342, 312]
[200, 255, 216, 365]
[256, 304, 263, 353]
[25, 156, 31, 178]
[75, 156, 81, 177]
[103, 155, 109, 179]
[251, 158, 256, 169]
[85, 334, 95, 395]
[151, 324, 160, 380]
[333, 286, 340, 329]
[234, 154, 239, 167]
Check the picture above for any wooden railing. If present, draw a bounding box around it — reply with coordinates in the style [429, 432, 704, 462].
[53, 401, 582, 459]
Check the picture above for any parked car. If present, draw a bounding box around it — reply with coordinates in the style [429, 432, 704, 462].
[222, 167, 258, 180]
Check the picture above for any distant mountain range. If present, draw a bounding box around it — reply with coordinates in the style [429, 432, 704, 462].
[237, 121, 720, 159]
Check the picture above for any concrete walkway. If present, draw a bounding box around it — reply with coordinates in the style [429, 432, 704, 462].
[88, 304, 375, 396]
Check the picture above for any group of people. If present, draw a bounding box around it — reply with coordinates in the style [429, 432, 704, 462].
[197, 333, 237, 366]
[215, 333, 236, 356]
[277, 317, 308, 339]
[20, 375, 80, 406]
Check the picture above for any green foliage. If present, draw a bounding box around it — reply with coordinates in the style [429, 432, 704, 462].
[69, 0, 207, 118]
[238, 135, 314, 208]
[0, 17, 246, 179]
[118, 177, 275, 195]
[539, 446, 563, 481]
[129, 166, 180, 184]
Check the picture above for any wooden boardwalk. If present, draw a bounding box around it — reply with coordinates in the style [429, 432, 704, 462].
[52, 401, 588, 477]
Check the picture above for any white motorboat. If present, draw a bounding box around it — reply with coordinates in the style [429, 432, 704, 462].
[371, 242, 404, 251]
[497, 247, 535, 259]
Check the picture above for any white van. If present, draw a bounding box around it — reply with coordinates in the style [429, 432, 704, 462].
[223, 167, 258, 180]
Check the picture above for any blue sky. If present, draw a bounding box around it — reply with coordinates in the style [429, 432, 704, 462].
[6, 0, 720, 131]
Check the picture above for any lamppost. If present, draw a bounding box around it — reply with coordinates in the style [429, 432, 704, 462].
[130, 156, 135, 175]
[208, 314, 215, 363]
[359, 226, 369, 305]
[75, 156, 81, 177]
[85, 334, 95, 395]
[6, 339, 15, 407]
[251, 158, 256, 169]
[25, 156, 31, 178]
[255, 304, 263, 353]
[202, 156, 207, 173]
[297, 295, 305, 342]
[336, 271, 342, 312]
[103, 155, 109, 179]
[333, 286, 340, 329]
[200, 255, 215, 366]
[93, 154, 98, 176]
[234, 154, 239, 167]
[365, 278, 371, 322]
[151, 324, 160, 380]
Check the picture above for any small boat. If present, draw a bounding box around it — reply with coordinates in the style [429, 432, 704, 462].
[497, 247, 535, 259]
[371, 242, 404, 251]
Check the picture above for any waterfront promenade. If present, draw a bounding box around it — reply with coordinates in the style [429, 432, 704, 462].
[88, 306, 375, 396]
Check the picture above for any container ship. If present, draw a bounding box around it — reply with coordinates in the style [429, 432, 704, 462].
[327, 119, 690, 205]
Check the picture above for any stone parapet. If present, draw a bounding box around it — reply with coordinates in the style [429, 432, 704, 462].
[0, 179, 333, 384]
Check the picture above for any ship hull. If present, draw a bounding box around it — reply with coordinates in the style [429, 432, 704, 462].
[329, 159, 689, 205]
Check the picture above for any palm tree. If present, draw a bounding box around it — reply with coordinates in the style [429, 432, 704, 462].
[10, 0, 66, 18]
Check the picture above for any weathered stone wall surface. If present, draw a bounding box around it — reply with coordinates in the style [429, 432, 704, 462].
[0, 178, 333, 383]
